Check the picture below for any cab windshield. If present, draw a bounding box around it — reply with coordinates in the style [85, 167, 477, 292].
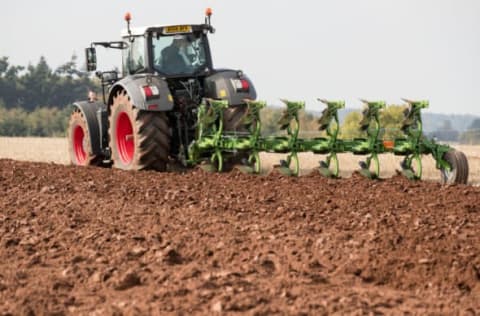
[152, 33, 208, 76]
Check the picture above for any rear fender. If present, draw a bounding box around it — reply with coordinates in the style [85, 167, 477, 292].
[204, 69, 257, 105]
[72, 101, 106, 156]
[108, 75, 174, 111]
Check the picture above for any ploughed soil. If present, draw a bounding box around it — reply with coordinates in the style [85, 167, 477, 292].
[0, 159, 479, 315]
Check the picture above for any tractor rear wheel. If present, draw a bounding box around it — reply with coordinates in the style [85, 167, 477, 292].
[440, 149, 469, 185]
[108, 89, 171, 171]
[67, 109, 102, 166]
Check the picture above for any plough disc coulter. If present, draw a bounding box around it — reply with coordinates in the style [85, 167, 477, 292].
[188, 98, 469, 184]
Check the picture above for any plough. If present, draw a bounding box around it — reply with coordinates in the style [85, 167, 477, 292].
[188, 98, 469, 184]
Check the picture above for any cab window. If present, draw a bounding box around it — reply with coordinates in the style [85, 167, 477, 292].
[152, 33, 207, 75]
[122, 36, 146, 75]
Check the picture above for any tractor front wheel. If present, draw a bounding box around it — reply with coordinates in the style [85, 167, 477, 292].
[67, 109, 102, 166]
[108, 89, 171, 171]
[440, 149, 469, 185]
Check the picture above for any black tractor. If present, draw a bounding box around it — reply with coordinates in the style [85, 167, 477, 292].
[68, 9, 256, 170]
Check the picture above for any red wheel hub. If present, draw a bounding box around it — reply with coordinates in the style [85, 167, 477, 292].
[73, 125, 87, 165]
[116, 112, 134, 164]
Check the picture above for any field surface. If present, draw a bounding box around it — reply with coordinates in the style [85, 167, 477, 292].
[0, 156, 479, 314]
[0, 137, 480, 314]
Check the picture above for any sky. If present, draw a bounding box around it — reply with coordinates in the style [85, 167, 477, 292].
[2, 0, 479, 115]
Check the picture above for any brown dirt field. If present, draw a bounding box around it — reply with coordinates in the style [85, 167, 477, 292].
[0, 159, 479, 315]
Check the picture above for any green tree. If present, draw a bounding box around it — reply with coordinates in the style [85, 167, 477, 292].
[25, 107, 68, 136]
[0, 56, 25, 108]
[259, 107, 320, 136]
[340, 105, 407, 140]
[52, 54, 98, 106]
[0, 55, 98, 111]
[20, 56, 58, 110]
[379, 105, 406, 140]
[0, 105, 28, 136]
[0, 104, 70, 137]
[340, 111, 365, 139]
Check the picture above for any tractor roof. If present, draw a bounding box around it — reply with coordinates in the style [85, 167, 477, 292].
[121, 24, 210, 37]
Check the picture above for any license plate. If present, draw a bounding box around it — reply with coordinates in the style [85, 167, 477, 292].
[163, 25, 192, 34]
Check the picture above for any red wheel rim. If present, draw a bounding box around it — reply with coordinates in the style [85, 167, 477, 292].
[73, 125, 87, 164]
[116, 112, 134, 164]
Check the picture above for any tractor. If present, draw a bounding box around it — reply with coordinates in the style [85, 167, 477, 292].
[68, 9, 255, 170]
[68, 9, 469, 185]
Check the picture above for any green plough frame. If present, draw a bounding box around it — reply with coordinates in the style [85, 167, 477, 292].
[188, 98, 459, 181]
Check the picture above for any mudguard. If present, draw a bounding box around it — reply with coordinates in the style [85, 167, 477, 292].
[72, 100, 106, 156]
[107, 75, 174, 111]
[204, 69, 257, 105]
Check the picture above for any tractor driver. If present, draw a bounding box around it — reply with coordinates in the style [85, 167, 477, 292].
[161, 35, 191, 74]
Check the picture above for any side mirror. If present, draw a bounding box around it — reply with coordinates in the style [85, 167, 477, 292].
[85, 47, 97, 72]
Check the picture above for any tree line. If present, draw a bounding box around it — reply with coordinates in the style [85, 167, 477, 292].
[261, 106, 480, 144]
[260, 105, 405, 139]
[457, 118, 480, 144]
[0, 55, 478, 143]
[0, 55, 98, 136]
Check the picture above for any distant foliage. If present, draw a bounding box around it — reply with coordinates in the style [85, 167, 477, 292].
[379, 105, 407, 139]
[340, 111, 365, 139]
[260, 107, 319, 136]
[427, 120, 459, 142]
[0, 55, 98, 136]
[0, 104, 70, 137]
[459, 119, 480, 145]
[0, 55, 98, 111]
[340, 105, 407, 140]
[260, 105, 412, 140]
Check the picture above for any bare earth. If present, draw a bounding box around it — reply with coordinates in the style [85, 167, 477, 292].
[0, 138, 479, 314]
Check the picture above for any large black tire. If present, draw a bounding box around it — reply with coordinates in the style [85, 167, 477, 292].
[67, 109, 102, 166]
[108, 89, 171, 171]
[455, 150, 469, 184]
[440, 150, 469, 185]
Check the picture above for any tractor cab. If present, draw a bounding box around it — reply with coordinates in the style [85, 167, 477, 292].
[119, 10, 215, 78]
[85, 10, 215, 79]
[121, 24, 213, 78]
